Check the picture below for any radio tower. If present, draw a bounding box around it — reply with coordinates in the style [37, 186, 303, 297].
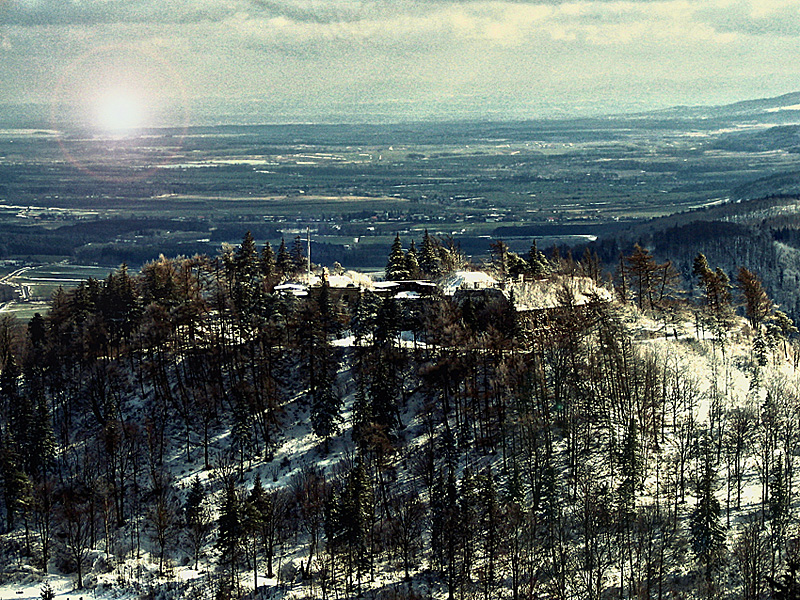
[306, 226, 311, 281]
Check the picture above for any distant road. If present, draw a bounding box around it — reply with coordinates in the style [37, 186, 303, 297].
[0, 266, 30, 284]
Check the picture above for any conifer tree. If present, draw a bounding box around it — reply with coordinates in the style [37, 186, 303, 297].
[40, 582, 55, 600]
[235, 232, 258, 278]
[477, 468, 502, 600]
[691, 451, 725, 591]
[618, 419, 641, 518]
[310, 361, 341, 445]
[385, 235, 410, 281]
[231, 390, 255, 476]
[217, 482, 244, 594]
[30, 394, 55, 478]
[276, 238, 292, 279]
[419, 229, 442, 278]
[244, 477, 267, 592]
[327, 458, 374, 588]
[306, 286, 343, 446]
[770, 560, 800, 600]
[528, 239, 550, 278]
[405, 239, 420, 279]
[0, 441, 30, 532]
[260, 241, 276, 283]
[291, 235, 306, 276]
[431, 468, 462, 600]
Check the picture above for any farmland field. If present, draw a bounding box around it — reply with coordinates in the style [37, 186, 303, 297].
[1, 110, 800, 274]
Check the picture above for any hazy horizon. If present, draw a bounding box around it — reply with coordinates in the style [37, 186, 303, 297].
[3, 88, 799, 131]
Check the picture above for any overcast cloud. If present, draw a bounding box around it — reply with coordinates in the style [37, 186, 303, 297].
[2, 0, 800, 124]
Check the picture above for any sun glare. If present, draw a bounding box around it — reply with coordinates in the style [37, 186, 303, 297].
[96, 91, 144, 132]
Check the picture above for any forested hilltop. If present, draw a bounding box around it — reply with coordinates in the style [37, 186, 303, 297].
[2, 232, 800, 600]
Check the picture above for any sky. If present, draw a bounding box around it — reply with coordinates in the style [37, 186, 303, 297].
[2, 0, 800, 126]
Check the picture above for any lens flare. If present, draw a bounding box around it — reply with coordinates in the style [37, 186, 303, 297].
[96, 91, 144, 132]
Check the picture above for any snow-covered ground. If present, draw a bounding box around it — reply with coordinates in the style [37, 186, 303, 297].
[1, 281, 798, 599]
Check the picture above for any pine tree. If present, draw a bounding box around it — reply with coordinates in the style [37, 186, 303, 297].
[307, 288, 343, 446]
[185, 477, 206, 523]
[29, 394, 55, 478]
[217, 482, 244, 593]
[419, 229, 442, 278]
[405, 239, 421, 279]
[245, 477, 267, 593]
[291, 235, 306, 276]
[691, 453, 725, 591]
[276, 238, 292, 278]
[260, 241, 276, 283]
[770, 560, 800, 600]
[431, 469, 462, 600]
[232, 232, 264, 321]
[769, 457, 789, 543]
[231, 390, 255, 477]
[0, 432, 31, 531]
[28, 313, 47, 350]
[332, 458, 374, 586]
[477, 468, 502, 600]
[528, 239, 550, 278]
[310, 363, 342, 444]
[618, 419, 641, 518]
[385, 235, 410, 281]
[40, 582, 55, 600]
[234, 231, 259, 281]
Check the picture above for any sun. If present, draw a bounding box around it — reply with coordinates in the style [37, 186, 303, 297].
[96, 90, 144, 132]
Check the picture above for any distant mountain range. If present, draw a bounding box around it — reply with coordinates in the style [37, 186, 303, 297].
[5, 91, 800, 129]
[631, 91, 800, 124]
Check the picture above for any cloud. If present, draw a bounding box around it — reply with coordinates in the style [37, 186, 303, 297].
[3, 0, 244, 25]
[3, 0, 800, 120]
[697, 0, 800, 37]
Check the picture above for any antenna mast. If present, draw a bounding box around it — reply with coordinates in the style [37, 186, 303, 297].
[306, 226, 311, 281]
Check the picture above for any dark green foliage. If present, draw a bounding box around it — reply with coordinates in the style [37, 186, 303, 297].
[291, 235, 306, 276]
[326, 458, 374, 581]
[618, 419, 641, 517]
[216, 482, 244, 592]
[185, 476, 206, 523]
[770, 561, 800, 600]
[405, 239, 421, 279]
[185, 477, 212, 570]
[310, 367, 341, 441]
[260, 241, 276, 285]
[691, 453, 725, 586]
[386, 234, 410, 281]
[528, 239, 550, 278]
[39, 582, 55, 600]
[419, 229, 442, 279]
[276, 238, 292, 278]
[0, 433, 31, 531]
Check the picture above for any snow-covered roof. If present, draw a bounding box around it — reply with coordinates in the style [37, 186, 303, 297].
[395, 291, 420, 299]
[511, 276, 613, 311]
[440, 270, 499, 296]
[274, 283, 308, 297]
[326, 274, 360, 288]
